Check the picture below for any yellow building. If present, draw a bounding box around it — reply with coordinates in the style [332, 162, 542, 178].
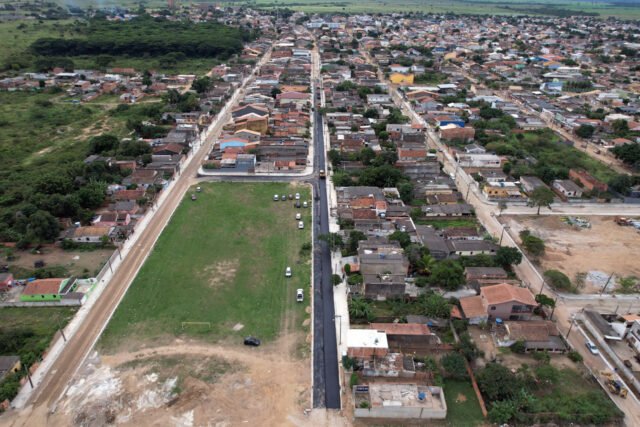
[389, 73, 414, 85]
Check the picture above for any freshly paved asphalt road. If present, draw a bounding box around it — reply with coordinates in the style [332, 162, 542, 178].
[311, 106, 341, 410]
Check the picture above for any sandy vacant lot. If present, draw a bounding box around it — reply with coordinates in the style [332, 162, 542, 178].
[17, 333, 317, 427]
[503, 216, 640, 293]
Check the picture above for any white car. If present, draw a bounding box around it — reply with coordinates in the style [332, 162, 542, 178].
[285, 267, 292, 277]
[303, 201, 308, 208]
[295, 192, 300, 200]
[298, 221, 304, 229]
[295, 213, 301, 220]
[585, 340, 599, 355]
[296, 288, 304, 302]
[273, 194, 279, 201]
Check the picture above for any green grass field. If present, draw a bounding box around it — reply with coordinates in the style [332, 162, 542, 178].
[99, 182, 313, 352]
[232, 0, 640, 19]
[443, 379, 485, 427]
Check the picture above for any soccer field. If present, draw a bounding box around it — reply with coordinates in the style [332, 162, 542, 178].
[99, 182, 313, 352]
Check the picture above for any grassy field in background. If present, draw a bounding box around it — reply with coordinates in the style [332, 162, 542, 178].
[415, 218, 480, 230]
[234, 0, 640, 19]
[99, 182, 313, 352]
[443, 379, 485, 427]
[0, 90, 156, 170]
[0, 19, 76, 69]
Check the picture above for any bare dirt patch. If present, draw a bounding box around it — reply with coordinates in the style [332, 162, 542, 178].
[7, 247, 114, 277]
[199, 259, 239, 289]
[503, 215, 640, 293]
[455, 393, 467, 403]
[39, 333, 312, 427]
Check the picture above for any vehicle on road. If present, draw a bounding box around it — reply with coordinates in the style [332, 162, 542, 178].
[585, 340, 599, 355]
[295, 213, 301, 220]
[319, 169, 326, 178]
[285, 266, 292, 277]
[298, 221, 304, 229]
[244, 336, 261, 347]
[273, 194, 279, 201]
[296, 289, 304, 302]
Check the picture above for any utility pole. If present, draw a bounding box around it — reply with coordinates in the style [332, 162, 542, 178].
[24, 363, 33, 388]
[599, 273, 614, 296]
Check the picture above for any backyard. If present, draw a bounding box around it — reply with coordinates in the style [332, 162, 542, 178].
[443, 379, 485, 427]
[99, 182, 313, 352]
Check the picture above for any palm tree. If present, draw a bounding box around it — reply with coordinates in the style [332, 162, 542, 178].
[420, 254, 437, 276]
[349, 297, 372, 321]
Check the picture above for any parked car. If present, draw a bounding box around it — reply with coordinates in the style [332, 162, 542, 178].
[295, 193, 300, 200]
[244, 336, 261, 347]
[288, 194, 293, 200]
[295, 200, 301, 208]
[191, 194, 197, 201]
[196, 186, 202, 192]
[296, 289, 304, 302]
[585, 340, 599, 355]
[285, 266, 292, 277]
[281, 194, 287, 201]
[295, 213, 301, 220]
[303, 201, 308, 208]
[298, 221, 304, 229]
[273, 194, 279, 201]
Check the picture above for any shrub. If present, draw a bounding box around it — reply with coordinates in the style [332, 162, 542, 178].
[349, 372, 359, 388]
[544, 270, 574, 292]
[568, 350, 583, 363]
[441, 353, 469, 379]
[510, 339, 526, 354]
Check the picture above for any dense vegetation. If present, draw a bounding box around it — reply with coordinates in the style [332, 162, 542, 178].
[30, 16, 251, 61]
[477, 362, 622, 425]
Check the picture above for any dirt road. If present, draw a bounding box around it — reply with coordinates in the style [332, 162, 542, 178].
[0, 51, 272, 427]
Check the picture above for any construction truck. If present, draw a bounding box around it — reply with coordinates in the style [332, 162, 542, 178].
[601, 371, 628, 398]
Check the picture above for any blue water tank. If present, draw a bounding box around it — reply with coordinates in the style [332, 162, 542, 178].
[418, 392, 426, 401]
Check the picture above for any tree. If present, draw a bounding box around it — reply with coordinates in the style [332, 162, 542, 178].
[617, 276, 638, 294]
[441, 353, 468, 379]
[346, 230, 366, 254]
[95, 55, 114, 68]
[191, 76, 213, 93]
[519, 230, 545, 257]
[544, 269, 573, 292]
[495, 246, 522, 269]
[535, 293, 556, 309]
[417, 292, 451, 318]
[27, 210, 60, 242]
[318, 233, 344, 251]
[528, 186, 555, 215]
[349, 297, 372, 321]
[428, 260, 465, 291]
[78, 180, 106, 210]
[388, 230, 411, 249]
[332, 274, 342, 286]
[575, 124, 595, 139]
[608, 174, 633, 195]
[611, 119, 629, 137]
[89, 134, 119, 154]
[397, 181, 413, 204]
[477, 362, 520, 402]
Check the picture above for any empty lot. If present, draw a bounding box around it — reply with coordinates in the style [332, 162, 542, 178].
[503, 215, 640, 293]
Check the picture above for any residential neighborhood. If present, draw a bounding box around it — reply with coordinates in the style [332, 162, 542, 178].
[0, 3, 639, 427]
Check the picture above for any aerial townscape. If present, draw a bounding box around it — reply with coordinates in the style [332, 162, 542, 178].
[1, 1, 640, 426]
